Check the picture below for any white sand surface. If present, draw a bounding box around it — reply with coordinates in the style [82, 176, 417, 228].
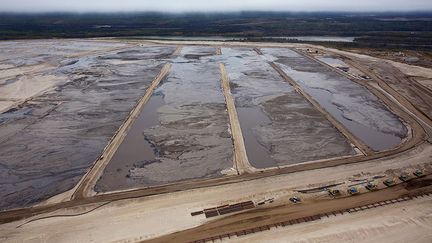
[0, 142, 430, 243]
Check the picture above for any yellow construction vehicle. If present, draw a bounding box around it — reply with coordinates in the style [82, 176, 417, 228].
[327, 189, 341, 197]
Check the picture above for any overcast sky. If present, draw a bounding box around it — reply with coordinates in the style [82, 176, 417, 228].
[1, 0, 432, 13]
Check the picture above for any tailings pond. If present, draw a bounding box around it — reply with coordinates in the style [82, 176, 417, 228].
[0, 41, 408, 211]
[262, 48, 407, 151]
[0, 41, 175, 210]
[220, 48, 355, 169]
[96, 46, 233, 192]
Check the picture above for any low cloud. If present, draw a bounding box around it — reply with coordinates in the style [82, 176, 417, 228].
[1, 0, 431, 13]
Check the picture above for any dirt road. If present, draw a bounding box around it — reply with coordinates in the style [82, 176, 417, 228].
[219, 63, 255, 174]
[145, 178, 432, 243]
[1, 141, 430, 242]
[229, 193, 432, 243]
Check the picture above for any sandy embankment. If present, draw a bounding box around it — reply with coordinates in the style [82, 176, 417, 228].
[0, 67, 63, 113]
[0, 141, 430, 242]
[231, 195, 432, 243]
[0, 40, 133, 114]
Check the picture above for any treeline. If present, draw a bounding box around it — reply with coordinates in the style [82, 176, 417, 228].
[245, 37, 432, 50]
[0, 12, 431, 43]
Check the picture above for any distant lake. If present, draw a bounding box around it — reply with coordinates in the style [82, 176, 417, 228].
[127, 36, 356, 43]
[270, 36, 355, 42]
[127, 36, 237, 41]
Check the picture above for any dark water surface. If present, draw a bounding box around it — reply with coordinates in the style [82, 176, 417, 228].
[262, 48, 407, 151]
[237, 107, 277, 169]
[96, 95, 165, 191]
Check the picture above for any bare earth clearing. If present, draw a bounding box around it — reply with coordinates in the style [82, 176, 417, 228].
[0, 39, 431, 243]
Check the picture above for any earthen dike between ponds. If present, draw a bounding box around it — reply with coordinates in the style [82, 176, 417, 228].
[0, 40, 430, 224]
